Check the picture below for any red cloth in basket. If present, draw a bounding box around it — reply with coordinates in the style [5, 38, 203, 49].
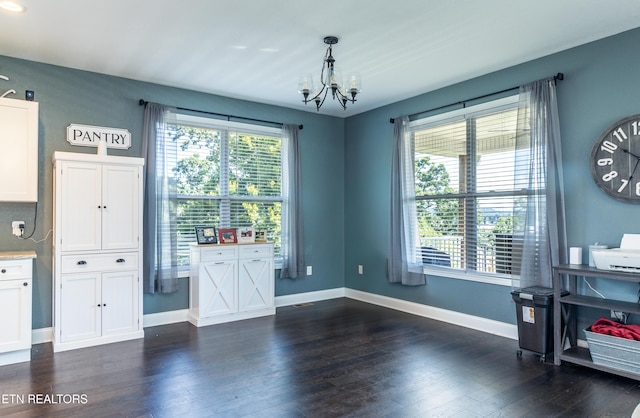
[591, 317, 640, 341]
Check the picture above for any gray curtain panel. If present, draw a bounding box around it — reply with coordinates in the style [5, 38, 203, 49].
[142, 102, 179, 294]
[280, 124, 306, 279]
[388, 116, 426, 286]
[515, 78, 568, 288]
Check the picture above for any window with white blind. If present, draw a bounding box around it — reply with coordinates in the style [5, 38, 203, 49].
[408, 95, 526, 283]
[170, 114, 285, 267]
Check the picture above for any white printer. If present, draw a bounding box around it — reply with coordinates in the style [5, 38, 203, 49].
[592, 234, 640, 272]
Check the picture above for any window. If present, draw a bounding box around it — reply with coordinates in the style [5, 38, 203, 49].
[168, 114, 286, 268]
[407, 95, 527, 282]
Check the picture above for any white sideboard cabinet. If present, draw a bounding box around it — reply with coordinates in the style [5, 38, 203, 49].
[0, 251, 36, 366]
[0, 97, 38, 202]
[189, 243, 275, 327]
[53, 152, 144, 352]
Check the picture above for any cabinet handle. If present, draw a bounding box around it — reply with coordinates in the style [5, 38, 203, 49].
[23, 282, 28, 287]
[116, 258, 126, 263]
[98, 304, 101, 307]
[0, 269, 5, 274]
[77, 260, 87, 265]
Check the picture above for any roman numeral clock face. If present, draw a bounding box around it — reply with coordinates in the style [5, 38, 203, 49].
[591, 114, 640, 202]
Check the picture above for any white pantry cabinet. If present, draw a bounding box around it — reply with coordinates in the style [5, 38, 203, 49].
[189, 243, 274, 327]
[0, 98, 38, 202]
[53, 152, 144, 352]
[0, 251, 36, 366]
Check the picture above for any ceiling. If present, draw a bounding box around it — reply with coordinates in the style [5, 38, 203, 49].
[1, 0, 640, 118]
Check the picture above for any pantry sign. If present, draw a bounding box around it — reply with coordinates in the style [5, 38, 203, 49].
[66, 124, 131, 149]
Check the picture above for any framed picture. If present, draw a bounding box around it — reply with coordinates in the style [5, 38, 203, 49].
[255, 230, 267, 242]
[194, 226, 217, 244]
[237, 227, 255, 244]
[218, 228, 237, 244]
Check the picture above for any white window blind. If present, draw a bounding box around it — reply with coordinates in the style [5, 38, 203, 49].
[170, 115, 284, 266]
[408, 95, 528, 278]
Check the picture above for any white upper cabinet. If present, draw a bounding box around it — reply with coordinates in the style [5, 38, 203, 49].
[55, 155, 142, 252]
[0, 98, 38, 202]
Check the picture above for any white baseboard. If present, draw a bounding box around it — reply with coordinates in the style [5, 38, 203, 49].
[31, 288, 519, 344]
[345, 288, 518, 340]
[143, 309, 189, 328]
[32, 327, 52, 345]
[274, 287, 345, 307]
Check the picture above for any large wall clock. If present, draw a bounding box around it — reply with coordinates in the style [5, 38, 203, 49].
[591, 114, 640, 202]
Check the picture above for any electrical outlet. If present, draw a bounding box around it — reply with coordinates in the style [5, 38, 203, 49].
[11, 221, 25, 237]
[358, 265, 363, 275]
[306, 265, 312, 275]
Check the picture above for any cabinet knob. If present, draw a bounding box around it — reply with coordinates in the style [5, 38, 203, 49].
[23, 282, 28, 287]
[77, 260, 87, 265]
[116, 258, 125, 263]
[0, 269, 5, 274]
[97, 304, 101, 307]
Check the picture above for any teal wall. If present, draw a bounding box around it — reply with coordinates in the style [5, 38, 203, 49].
[0, 56, 345, 329]
[4, 26, 640, 331]
[344, 27, 640, 325]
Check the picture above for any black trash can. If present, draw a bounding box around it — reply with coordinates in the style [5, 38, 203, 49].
[511, 286, 561, 362]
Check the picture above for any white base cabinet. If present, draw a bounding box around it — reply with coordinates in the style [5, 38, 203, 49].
[53, 152, 144, 352]
[189, 243, 275, 327]
[0, 251, 36, 366]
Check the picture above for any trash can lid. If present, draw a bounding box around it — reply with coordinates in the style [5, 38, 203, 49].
[517, 286, 554, 297]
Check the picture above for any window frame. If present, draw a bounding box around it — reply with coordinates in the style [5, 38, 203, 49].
[171, 113, 286, 275]
[407, 95, 521, 287]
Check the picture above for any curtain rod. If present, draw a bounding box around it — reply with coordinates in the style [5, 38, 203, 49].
[138, 99, 303, 130]
[389, 72, 564, 124]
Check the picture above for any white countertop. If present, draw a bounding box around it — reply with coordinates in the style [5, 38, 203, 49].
[0, 250, 37, 260]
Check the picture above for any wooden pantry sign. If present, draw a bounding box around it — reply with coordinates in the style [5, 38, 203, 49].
[66, 124, 131, 149]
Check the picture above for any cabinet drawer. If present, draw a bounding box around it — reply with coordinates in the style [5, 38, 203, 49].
[0, 259, 33, 280]
[61, 253, 139, 273]
[239, 244, 273, 259]
[200, 246, 238, 262]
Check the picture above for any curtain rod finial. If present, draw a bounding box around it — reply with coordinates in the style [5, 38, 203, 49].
[139, 99, 147, 106]
[390, 118, 395, 124]
[555, 73, 564, 81]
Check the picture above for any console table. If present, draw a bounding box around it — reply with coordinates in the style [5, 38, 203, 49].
[552, 264, 640, 380]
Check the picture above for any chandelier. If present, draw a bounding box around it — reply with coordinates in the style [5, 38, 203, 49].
[298, 36, 361, 111]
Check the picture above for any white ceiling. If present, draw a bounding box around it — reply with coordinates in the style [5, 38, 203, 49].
[2, 0, 640, 118]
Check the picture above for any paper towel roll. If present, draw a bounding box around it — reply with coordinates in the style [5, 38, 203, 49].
[570, 247, 583, 265]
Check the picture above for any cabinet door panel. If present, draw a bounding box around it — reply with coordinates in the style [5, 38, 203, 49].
[101, 272, 139, 336]
[0, 280, 31, 352]
[0, 98, 38, 202]
[200, 261, 238, 317]
[60, 274, 101, 342]
[59, 162, 101, 251]
[239, 258, 273, 312]
[102, 165, 140, 250]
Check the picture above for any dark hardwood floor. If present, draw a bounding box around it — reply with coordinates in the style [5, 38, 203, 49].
[2, 298, 640, 417]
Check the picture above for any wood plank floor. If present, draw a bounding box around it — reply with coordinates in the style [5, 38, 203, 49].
[2, 298, 640, 417]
